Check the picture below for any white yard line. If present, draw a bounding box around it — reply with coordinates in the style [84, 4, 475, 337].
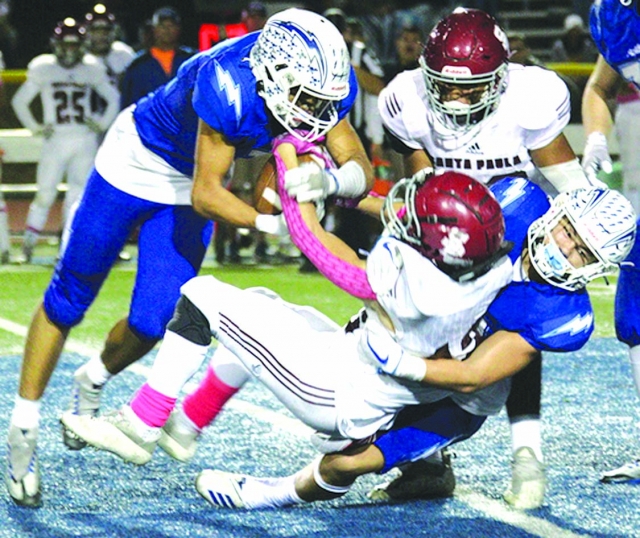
[0, 316, 581, 537]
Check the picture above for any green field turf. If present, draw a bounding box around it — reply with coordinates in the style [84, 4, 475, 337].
[0, 260, 617, 355]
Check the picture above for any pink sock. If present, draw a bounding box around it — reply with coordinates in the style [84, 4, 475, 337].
[182, 366, 239, 430]
[130, 383, 177, 427]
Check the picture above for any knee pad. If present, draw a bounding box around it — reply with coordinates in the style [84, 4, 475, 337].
[166, 296, 211, 346]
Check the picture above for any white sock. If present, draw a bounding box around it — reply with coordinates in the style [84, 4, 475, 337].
[11, 396, 41, 430]
[239, 474, 305, 509]
[84, 356, 112, 386]
[147, 331, 209, 398]
[122, 405, 160, 442]
[174, 407, 201, 434]
[510, 418, 543, 462]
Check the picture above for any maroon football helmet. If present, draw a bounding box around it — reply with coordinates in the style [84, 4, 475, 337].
[84, 4, 117, 55]
[382, 170, 509, 280]
[420, 8, 509, 133]
[51, 18, 86, 68]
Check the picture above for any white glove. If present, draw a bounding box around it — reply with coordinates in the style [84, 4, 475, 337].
[582, 132, 613, 185]
[359, 324, 427, 382]
[255, 213, 289, 237]
[284, 162, 338, 203]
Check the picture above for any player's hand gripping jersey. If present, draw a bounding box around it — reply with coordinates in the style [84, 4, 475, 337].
[379, 63, 571, 182]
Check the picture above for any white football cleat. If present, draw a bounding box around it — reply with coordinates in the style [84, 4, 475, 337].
[158, 410, 200, 463]
[62, 364, 104, 450]
[601, 459, 640, 483]
[60, 406, 159, 465]
[503, 447, 547, 510]
[196, 469, 247, 509]
[5, 425, 41, 507]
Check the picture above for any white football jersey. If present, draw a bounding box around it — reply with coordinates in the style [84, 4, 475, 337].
[332, 236, 514, 439]
[92, 41, 135, 86]
[12, 53, 120, 137]
[379, 63, 571, 183]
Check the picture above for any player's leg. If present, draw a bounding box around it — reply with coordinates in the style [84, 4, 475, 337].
[158, 286, 341, 461]
[61, 276, 343, 464]
[21, 141, 67, 262]
[158, 344, 251, 461]
[615, 101, 640, 215]
[366, 397, 485, 501]
[502, 351, 546, 509]
[5, 170, 140, 506]
[602, 222, 640, 482]
[63, 136, 98, 229]
[62, 204, 212, 450]
[195, 398, 485, 509]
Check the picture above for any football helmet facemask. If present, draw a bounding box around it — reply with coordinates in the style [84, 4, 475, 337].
[250, 8, 351, 142]
[382, 170, 510, 281]
[528, 188, 637, 291]
[52, 18, 86, 68]
[420, 8, 509, 136]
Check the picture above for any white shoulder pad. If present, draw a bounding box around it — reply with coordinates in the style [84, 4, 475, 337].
[378, 69, 427, 151]
[507, 64, 571, 132]
[27, 54, 57, 72]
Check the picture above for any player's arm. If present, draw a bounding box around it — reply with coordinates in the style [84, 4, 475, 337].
[419, 331, 538, 392]
[192, 120, 271, 231]
[580, 55, 625, 182]
[582, 55, 622, 137]
[366, 327, 537, 390]
[325, 117, 375, 195]
[530, 133, 594, 191]
[11, 79, 43, 134]
[92, 73, 121, 131]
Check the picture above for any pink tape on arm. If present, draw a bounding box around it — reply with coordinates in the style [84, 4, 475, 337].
[274, 151, 376, 300]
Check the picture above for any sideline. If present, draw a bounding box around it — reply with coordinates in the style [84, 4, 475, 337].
[0, 315, 582, 538]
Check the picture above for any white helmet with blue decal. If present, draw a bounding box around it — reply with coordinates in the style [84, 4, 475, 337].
[528, 188, 637, 291]
[250, 8, 351, 142]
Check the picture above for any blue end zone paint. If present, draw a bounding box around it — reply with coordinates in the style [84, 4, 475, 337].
[0, 339, 638, 537]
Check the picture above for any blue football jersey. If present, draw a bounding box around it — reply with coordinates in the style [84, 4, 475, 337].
[590, 0, 640, 87]
[485, 176, 594, 352]
[132, 32, 358, 177]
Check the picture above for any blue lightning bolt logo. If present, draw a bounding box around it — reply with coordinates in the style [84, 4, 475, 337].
[497, 177, 528, 209]
[542, 312, 594, 338]
[215, 61, 241, 120]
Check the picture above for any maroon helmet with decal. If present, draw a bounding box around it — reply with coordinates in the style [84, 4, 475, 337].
[51, 18, 86, 68]
[420, 8, 509, 133]
[382, 170, 510, 281]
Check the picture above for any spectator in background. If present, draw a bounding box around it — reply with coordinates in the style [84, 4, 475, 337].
[382, 24, 424, 84]
[551, 14, 598, 64]
[11, 18, 119, 263]
[119, 7, 195, 109]
[133, 19, 154, 52]
[550, 14, 599, 111]
[508, 32, 583, 123]
[241, 2, 268, 32]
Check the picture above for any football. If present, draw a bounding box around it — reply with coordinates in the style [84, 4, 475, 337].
[253, 153, 320, 215]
